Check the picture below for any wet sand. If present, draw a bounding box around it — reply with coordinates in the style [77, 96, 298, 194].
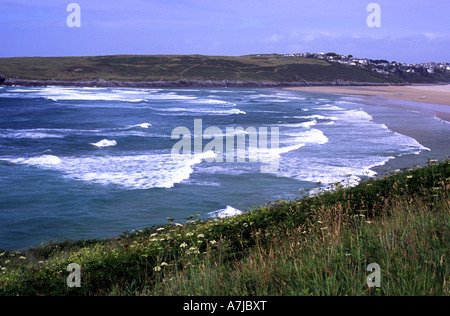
[285, 84, 450, 121]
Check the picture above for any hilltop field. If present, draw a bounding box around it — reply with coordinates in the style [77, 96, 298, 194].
[1, 54, 449, 87]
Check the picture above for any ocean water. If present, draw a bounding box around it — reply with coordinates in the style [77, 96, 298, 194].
[0, 86, 448, 250]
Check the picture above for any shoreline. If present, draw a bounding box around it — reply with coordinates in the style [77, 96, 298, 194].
[284, 84, 450, 184]
[285, 84, 450, 122]
[1, 78, 406, 88]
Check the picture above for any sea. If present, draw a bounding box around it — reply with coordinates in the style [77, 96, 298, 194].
[0, 85, 449, 250]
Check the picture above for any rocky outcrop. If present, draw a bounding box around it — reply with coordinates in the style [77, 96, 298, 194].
[0, 78, 395, 88]
[0, 72, 5, 84]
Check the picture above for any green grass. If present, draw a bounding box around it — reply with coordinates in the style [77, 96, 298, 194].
[0, 54, 402, 83]
[0, 160, 448, 296]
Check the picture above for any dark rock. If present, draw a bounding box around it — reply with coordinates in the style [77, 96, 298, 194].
[0, 77, 398, 88]
[0, 72, 6, 84]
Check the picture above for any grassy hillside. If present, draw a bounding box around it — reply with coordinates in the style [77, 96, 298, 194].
[0, 54, 402, 84]
[0, 160, 448, 296]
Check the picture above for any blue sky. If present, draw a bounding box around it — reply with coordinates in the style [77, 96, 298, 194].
[1, 0, 449, 63]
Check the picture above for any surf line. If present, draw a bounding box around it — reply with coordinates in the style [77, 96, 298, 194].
[171, 119, 280, 173]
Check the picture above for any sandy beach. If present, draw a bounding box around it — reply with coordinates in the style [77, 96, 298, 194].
[285, 84, 450, 121]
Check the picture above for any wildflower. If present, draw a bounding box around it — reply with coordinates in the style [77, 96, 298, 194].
[1, 267, 6, 271]
[19, 256, 26, 260]
[367, 221, 372, 224]
[156, 227, 165, 232]
[180, 242, 188, 248]
[317, 221, 323, 224]
[154, 266, 161, 272]
[407, 175, 413, 179]
[210, 240, 217, 245]
[38, 261, 44, 264]
[197, 234, 204, 238]
[187, 247, 200, 254]
[186, 232, 194, 237]
[161, 262, 169, 266]
[320, 227, 328, 231]
[175, 223, 183, 227]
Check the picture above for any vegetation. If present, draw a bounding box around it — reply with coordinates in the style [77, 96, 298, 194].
[0, 159, 448, 296]
[0, 54, 404, 84]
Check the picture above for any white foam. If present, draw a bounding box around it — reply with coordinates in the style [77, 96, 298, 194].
[129, 123, 152, 129]
[10, 89, 41, 93]
[91, 139, 117, 148]
[10, 155, 63, 166]
[339, 109, 373, 121]
[280, 156, 395, 188]
[255, 143, 306, 162]
[209, 206, 242, 218]
[3, 86, 197, 103]
[0, 129, 65, 139]
[302, 115, 327, 120]
[314, 105, 345, 111]
[5, 151, 218, 190]
[153, 107, 246, 115]
[190, 99, 236, 106]
[279, 121, 317, 128]
[284, 129, 329, 145]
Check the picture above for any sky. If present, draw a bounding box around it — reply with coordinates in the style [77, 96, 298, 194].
[1, 0, 449, 63]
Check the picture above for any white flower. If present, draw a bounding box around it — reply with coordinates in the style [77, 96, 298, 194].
[154, 266, 161, 272]
[197, 234, 205, 238]
[180, 242, 188, 248]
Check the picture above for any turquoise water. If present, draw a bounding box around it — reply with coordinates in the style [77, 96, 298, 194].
[0, 86, 448, 250]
